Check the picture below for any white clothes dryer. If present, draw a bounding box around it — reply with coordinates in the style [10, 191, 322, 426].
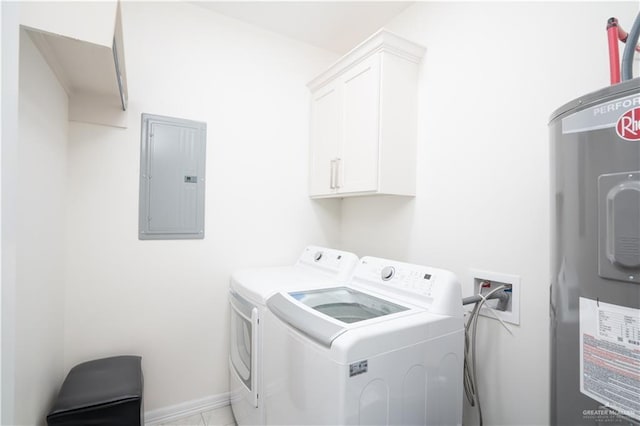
[228, 246, 359, 426]
[264, 256, 464, 426]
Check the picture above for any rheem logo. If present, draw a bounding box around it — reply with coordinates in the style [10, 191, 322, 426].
[616, 107, 640, 141]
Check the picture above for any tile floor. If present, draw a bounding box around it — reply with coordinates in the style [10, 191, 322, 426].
[158, 405, 236, 426]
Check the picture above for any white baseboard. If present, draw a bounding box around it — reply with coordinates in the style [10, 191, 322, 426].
[145, 393, 231, 425]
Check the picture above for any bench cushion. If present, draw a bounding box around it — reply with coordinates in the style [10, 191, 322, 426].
[47, 356, 143, 426]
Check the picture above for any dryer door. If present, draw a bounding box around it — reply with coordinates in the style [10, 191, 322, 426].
[229, 291, 259, 407]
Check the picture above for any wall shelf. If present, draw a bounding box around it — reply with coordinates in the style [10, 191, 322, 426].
[21, 1, 128, 128]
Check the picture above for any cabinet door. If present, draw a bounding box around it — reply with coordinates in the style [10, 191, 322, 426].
[309, 83, 341, 196]
[339, 54, 381, 194]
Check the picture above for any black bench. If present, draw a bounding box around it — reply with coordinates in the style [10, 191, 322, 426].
[47, 356, 143, 426]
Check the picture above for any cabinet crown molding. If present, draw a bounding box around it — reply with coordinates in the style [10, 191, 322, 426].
[307, 28, 425, 92]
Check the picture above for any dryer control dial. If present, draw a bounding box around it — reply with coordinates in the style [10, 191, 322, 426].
[314, 251, 323, 262]
[381, 266, 395, 281]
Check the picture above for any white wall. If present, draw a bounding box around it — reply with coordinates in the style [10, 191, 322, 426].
[1, 1, 21, 423]
[14, 30, 68, 425]
[63, 1, 339, 412]
[339, 2, 639, 425]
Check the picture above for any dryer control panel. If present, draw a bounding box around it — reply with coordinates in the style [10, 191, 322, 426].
[352, 256, 463, 317]
[296, 246, 359, 283]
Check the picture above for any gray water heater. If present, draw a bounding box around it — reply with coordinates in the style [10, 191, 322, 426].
[550, 78, 640, 426]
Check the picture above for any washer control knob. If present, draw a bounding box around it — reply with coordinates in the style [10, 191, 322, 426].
[314, 251, 323, 262]
[381, 266, 395, 281]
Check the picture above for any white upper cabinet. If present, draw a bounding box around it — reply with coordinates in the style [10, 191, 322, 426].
[308, 29, 425, 198]
[309, 83, 342, 196]
[20, 1, 128, 128]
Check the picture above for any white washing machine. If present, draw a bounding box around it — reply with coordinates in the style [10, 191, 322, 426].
[263, 256, 464, 426]
[228, 246, 359, 426]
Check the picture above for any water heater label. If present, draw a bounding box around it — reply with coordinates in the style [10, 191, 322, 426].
[579, 297, 640, 421]
[562, 93, 640, 136]
[616, 107, 640, 141]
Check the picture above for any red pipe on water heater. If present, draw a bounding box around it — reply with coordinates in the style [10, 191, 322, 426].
[607, 17, 640, 85]
[607, 18, 621, 84]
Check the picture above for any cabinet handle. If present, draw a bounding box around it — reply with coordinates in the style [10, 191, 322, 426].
[329, 159, 336, 189]
[335, 158, 341, 189]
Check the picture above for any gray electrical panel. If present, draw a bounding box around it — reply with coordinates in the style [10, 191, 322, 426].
[139, 113, 206, 240]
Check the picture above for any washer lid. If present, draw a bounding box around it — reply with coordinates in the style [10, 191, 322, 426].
[289, 287, 408, 324]
[267, 286, 417, 348]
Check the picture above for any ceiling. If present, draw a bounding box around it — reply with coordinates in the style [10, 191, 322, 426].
[193, 1, 414, 54]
